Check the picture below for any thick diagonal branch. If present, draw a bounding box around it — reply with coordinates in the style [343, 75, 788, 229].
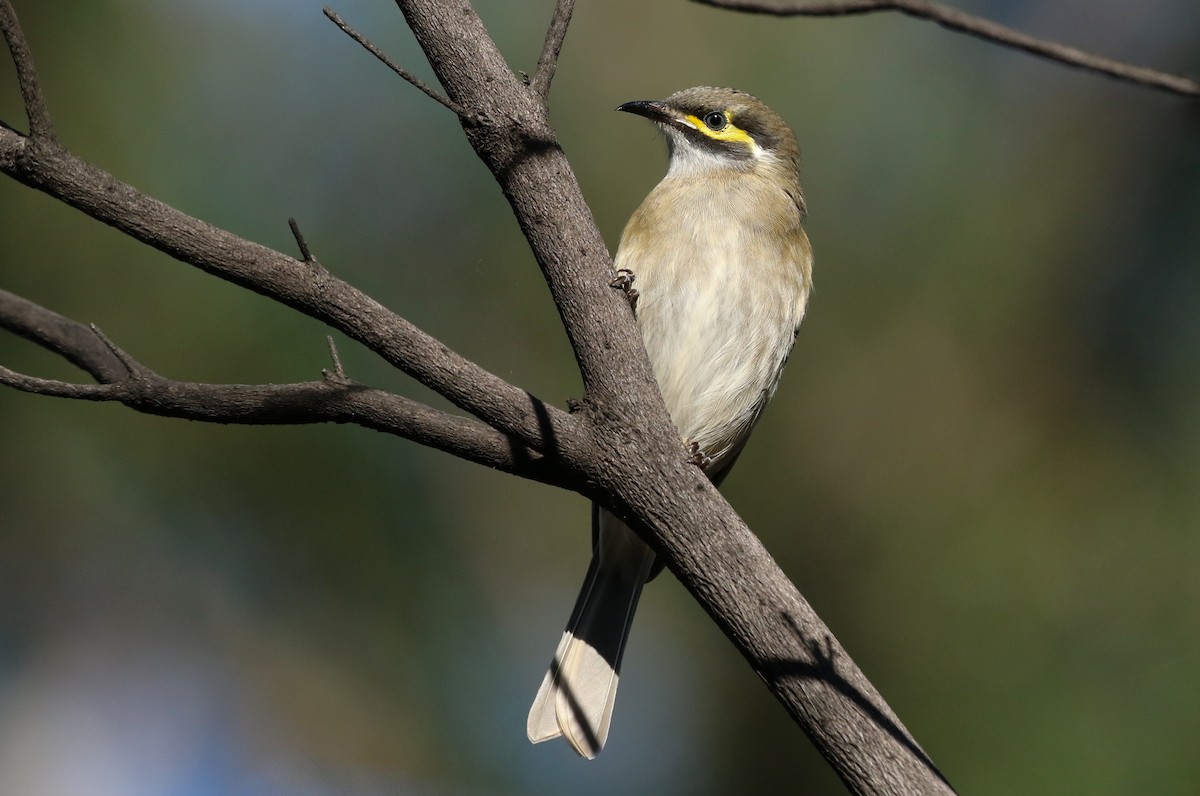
[391, 0, 667, 417]
[391, 1, 953, 793]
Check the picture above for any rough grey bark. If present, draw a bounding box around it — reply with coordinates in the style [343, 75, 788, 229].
[1, 1, 955, 792]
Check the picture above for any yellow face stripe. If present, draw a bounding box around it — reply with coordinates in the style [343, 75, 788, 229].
[683, 113, 759, 151]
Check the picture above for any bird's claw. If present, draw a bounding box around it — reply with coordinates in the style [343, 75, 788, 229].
[610, 268, 639, 310]
[610, 268, 635, 290]
[685, 441, 711, 470]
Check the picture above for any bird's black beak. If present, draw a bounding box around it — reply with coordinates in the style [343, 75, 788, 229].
[614, 100, 672, 120]
[616, 100, 663, 118]
[617, 100, 691, 134]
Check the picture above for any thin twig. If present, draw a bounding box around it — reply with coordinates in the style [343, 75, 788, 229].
[325, 335, 346, 378]
[0, 365, 106, 399]
[288, 217, 315, 263]
[531, 0, 574, 99]
[0, 0, 57, 139]
[89, 324, 146, 378]
[322, 6, 470, 117]
[693, 0, 1200, 98]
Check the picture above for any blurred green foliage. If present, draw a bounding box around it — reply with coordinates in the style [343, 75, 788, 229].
[1, 1, 1198, 794]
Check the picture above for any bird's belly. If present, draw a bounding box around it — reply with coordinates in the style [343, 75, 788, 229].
[636, 252, 799, 467]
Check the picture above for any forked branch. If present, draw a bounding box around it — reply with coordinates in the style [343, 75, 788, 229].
[0, 290, 573, 488]
[0, 125, 578, 456]
[531, 0, 574, 98]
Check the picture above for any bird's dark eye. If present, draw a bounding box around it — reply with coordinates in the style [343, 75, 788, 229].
[703, 111, 727, 131]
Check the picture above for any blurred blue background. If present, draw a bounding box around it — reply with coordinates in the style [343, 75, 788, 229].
[1, 1, 1198, 793]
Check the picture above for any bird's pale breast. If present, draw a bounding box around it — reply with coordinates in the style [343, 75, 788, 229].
[614, 171, 811, 471]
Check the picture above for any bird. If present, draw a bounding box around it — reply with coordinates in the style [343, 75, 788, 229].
[526, 86, 813, 759]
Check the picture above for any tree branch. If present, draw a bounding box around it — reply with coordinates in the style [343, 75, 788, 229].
[322, 6, 472, 119]
[0, 126, 580, 457]
[1, 2, 955, 792]
[391, 0, 663, 415]
[693, 0, 1200, 98]
[531, 0, 574, 98]
[0, 293, 574, 490]
[0, 0, 56, 139]
[0, 288, 128, 381]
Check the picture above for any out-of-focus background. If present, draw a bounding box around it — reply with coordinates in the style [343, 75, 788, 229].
[1, 0, 1197, 793]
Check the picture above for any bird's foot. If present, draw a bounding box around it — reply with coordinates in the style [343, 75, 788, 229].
[610, 268, 639, 311]
[685, 440, 712, 470]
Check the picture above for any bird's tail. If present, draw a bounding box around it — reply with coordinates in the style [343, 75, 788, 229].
[527, 510, 656, 758]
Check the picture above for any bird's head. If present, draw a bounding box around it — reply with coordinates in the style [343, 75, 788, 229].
[617, 86, 801, 186]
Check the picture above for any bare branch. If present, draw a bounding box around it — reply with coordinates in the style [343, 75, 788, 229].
[0, 0, 56, 139]
[531, 0, 574, 98]
[0, 288, 128, 381]
[0, 304, 576, 490]
[0, 125, 579, 457]
[322, 6, 472, 118]
[693, 0, 1200, 98]
[392, 1, 656, 413]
